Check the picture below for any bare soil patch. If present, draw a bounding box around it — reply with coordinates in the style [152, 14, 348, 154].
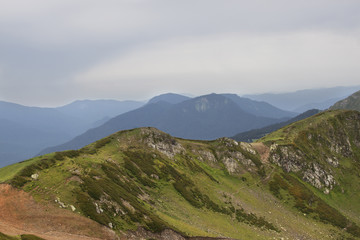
[250, 142, 270, 163]
[0, 184, 118, 240]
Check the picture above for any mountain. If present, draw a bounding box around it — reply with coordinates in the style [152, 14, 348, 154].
[0, 100, 144, 167]
[0, 118, 61, 167]
[147, 93, 191, 105]
[0, 101, 83, 167]
[231, 109, 321, 142]
[259, 110, 360, 215]
[330, 90, 360, 111]
[57, 99, 144, 128]
[148, 93, 295, 119]
[292, 98, 342, 113]
[244, 86, 360, 112]
[2, 110, 360, 239]
[39, 94, 282, 155]
[221, 94, 296, 119]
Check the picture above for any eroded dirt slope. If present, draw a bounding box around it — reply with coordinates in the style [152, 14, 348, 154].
[0, 184, 118, 240]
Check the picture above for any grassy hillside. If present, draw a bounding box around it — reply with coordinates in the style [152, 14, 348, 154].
[2, 116, 360, 239]
[231, 109, 320, 142]
[260, 110, 360, 237]
[330, 90, 360, 112]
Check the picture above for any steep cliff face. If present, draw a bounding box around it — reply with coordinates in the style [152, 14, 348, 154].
[260, 110, 360, 195]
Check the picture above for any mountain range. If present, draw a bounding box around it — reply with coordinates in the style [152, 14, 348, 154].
[1, 106, 360, 239]
[245, 85, 360, 112]
[39, 93, 294, 156]
[0, 100, 144, 167]
[2, 87, 359, 168]
[231, 109, 321, 142]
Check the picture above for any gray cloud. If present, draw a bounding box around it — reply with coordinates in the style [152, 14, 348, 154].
[0, 0, 359, 106]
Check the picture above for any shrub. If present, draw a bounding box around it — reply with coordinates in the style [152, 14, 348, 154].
[94, 138, 111, 149]
[10, 176, 28, 188]
[63, 150, 80, 158]
[53, 150, 80, 160]
[53, 152, 65, 160]
[123, 157, 156, 188]
[0, 232, 17, 240]
[172, 174, 223, 213]
[173, 179, 203, 208]
[81, 177, 104, 200]
[76, 192, 111, 226]
[21, 235, 45, 240]
[235, 208, 279, 232]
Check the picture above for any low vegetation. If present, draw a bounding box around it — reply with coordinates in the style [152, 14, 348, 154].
[0, 232, 45, 240]
[2, 112, 360, 240]
[269, 173, 360, 237]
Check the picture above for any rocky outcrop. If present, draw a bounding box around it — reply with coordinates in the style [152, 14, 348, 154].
[269, 144, 336, 191]
[221, 151, 256, 174]
[303, 163, 335, 190]
[141, 128, 185, 158]
[31, 173, 39, 180]
[262, 110, 360, 192]
[186, 137, 258, 174]
[196, 150, 217, 163]
[270, 144, 304, 173]
[216, 138, 258, 174]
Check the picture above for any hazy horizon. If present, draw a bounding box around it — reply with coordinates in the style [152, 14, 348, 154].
[1, 84, 360, 108]
[1, 0, 359, 107]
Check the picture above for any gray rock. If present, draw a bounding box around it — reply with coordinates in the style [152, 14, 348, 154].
[31, 173, 39, 180]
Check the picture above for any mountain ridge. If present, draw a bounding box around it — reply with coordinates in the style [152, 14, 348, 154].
[231, 109, 321, 142]
[2, 109, 360, 239]
[220, 94, 296, 119]
[38, 93, 284, 155]
[330, 90, 360, 112]
[0, 99, 144, 167]
[244, 86, 360, 112]
[147, 93, 191, 105]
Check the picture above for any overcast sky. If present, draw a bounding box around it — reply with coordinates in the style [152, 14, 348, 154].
[0, 0, 360, 106]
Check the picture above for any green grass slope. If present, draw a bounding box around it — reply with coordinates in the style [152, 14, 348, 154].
[260, 110, 360, 238]
[330, 90, 360, 112]
[1, 122, 360, 239]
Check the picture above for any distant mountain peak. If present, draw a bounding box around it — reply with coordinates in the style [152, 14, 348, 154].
[147, 93, 190, 105]
[192, 94, 232, 112]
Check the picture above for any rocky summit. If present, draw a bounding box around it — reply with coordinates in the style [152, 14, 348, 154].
[1, 110, 360, 239]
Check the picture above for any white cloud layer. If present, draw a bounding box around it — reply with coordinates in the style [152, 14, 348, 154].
[0, 0, 359, 106]
[74, 31, 360, 97]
